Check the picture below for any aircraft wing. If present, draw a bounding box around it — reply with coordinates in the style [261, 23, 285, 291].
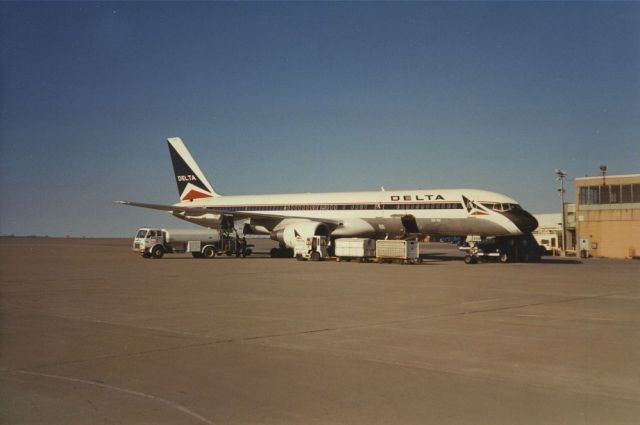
[115, 201, 344, 225]
[115, 200, 214, 216]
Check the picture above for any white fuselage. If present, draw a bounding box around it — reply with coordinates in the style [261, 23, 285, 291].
[171, 188, 534, 240]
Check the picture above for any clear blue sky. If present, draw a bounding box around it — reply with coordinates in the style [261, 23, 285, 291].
[1, 2, 638, 236]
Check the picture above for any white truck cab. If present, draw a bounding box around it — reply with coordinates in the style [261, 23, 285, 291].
[294, 235, 329, 261]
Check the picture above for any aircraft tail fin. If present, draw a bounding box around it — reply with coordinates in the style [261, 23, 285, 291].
[167, 137, 220, 201]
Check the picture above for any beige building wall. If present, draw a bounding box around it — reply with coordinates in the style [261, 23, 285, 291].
[577, 209, 640, 258]
[575, 174, 640, 259]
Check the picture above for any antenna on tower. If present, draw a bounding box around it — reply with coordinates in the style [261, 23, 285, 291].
[600, 164, 607, 186]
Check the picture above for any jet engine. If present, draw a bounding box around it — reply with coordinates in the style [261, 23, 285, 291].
[242, 223, 270, 235]
[270, 221, 330, 247]
[172, 212, 221, 228]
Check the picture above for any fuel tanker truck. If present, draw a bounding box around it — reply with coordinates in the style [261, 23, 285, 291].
[132, 227, 251, 259]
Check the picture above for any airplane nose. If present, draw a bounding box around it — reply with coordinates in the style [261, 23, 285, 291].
[511, 210, 538, 233]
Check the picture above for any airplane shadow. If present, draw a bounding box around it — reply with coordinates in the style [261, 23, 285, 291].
[420, 252, 466, 262]
[538, 258, 584, 265]
[420, 253, 584, 265]
[155, 254, 583, 265]
[157, 254, 275, 260]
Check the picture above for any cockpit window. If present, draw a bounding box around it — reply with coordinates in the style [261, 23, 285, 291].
[481, 203, 521, 212]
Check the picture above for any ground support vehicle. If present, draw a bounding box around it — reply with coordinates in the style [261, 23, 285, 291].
[335, 238, 376, 262]
[460, 233, 543, 264]
[532, 231, 560, 256]
[132, 228, 252, 259]
[376, 240, 421, 264]
[294, 236, 329, 261]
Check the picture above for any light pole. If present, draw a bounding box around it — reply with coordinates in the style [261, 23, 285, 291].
[555, 169, 567, 256]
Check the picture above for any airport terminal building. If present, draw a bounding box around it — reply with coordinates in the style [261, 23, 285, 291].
[575, 173, 640, 259]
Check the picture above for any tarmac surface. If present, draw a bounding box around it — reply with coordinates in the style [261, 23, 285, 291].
[1, 237, 639, 424]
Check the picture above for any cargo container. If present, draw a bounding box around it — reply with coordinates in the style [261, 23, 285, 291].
[375, 240, 421, 264]
[335, 238, 376, 262]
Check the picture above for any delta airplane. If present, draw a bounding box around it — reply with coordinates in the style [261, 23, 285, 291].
[117, 138, 538, 256]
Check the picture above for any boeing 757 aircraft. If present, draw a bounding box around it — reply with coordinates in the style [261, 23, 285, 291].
[117, 138, 538, 256]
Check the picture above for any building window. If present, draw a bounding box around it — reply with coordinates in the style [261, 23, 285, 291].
[579, 182, 640, 205]
[632, 184, 640, 203]
[579, 187, 589, 204]
[610, 185, 621, 204]
[588, 186, 600, 204]
[600, 185, 610, 204]
[622, 185, 632, 203]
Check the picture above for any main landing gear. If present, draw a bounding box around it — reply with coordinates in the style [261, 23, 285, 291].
[270, 246, 294, 258]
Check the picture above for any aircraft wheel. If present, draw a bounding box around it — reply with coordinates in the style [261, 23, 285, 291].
[464, 255, 477, 264]
[203, 246, 216, 259]
[151, 245, 164, 259]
